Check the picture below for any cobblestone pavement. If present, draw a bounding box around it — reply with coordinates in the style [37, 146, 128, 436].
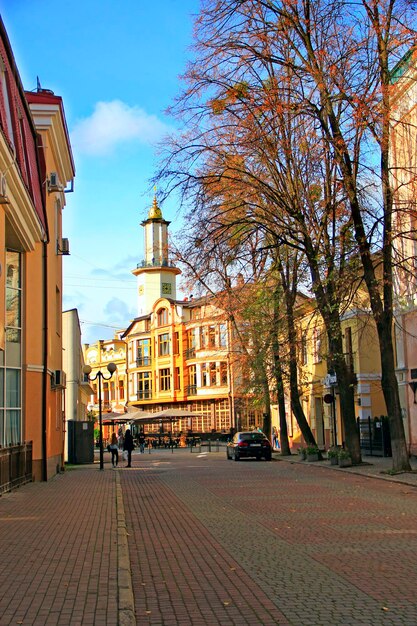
[0, 466, 119, 626]
[0, 450, 416, 625]
[122, 449, 417, 626]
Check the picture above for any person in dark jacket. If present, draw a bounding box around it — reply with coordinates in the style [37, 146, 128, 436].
[123, 429, 134, 467]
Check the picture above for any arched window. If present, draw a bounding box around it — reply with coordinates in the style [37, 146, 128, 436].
[157, 308, 168, 326]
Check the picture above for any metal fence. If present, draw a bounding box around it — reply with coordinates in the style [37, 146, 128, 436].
[0, 442, 33, 494]
[357, 416, 392, 457]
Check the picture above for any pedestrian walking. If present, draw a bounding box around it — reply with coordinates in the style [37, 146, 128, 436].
[123, 428, 134, 467]
[138, 431, 146, 453]
[109, 432, 119, 467]
[117, 426, 124, 449]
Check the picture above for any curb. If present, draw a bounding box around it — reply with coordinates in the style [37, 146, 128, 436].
[273, 454, 417, 488]
[115, 471, 136, 625]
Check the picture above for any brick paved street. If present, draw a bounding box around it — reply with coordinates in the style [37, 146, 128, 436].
[0, 467, 119, 626]
[0, 450, 416, 625]
[122, 450, 417, 626]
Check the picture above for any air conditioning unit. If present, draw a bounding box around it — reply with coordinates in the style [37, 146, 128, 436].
[53, 370, 67, 388]
[59, 237, 70, 255]
[48, 172, 61, 192]
[0, 173, 9, 204]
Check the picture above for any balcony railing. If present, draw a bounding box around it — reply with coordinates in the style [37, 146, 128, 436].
[137, 390, 152, 400]
[137, 259, 176, 269]
[0, 442, 33, 494]
[186, 385, 197, 395]
[136, 357, 152, 367]
[185, 348, 196, 359]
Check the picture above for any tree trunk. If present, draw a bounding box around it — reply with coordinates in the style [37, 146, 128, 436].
[271, 283, 291, 455]
[325, 315, 362, 465]
[271, 335, 291, 455]
[379, 319, 411, 470]
[261, 375, 272, 441]
[285, 290, 318, 449]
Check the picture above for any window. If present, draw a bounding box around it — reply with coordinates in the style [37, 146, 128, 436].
[159, 368, 171, 392]
[158, 333, 170, 356]
[0, 61, 14, 146]
[345, 327, 354, 372]
[190, 307, 201, 320]
[119, 379, 124, 400]
[173, 331, 180, 355]
[208, 325, 216, 347]
[158, 308, 168, 326]
[219, 324, 227, 348]
[137, 372, 152, 399]
[1, 250, 22, 446]
[210, 363, 217, 386]
[189, 365, 197, 387]
[137, 338, 151, 366]
[187, 365, 197, 394]
[103, 382, 109, 405]
[301, 332, 308, 365]
[313, 328, 322, 363]
[220, 362, 228, 385]
[174, 367, 181, 390]
[200, 327, 206, 348]
[201, 363, 209, 387]
[186, 329, 196, 358]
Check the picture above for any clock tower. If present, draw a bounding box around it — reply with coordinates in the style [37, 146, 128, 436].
[132, 196, 181, 315]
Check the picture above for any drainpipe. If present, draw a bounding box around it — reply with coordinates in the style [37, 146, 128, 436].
[41, 240, 48, 481]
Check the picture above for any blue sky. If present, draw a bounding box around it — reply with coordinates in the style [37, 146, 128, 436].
[1, 0, 199, 343]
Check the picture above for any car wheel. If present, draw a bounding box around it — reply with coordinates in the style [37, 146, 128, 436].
[234, 451, 239, 461]
[265, 453, 272, 461]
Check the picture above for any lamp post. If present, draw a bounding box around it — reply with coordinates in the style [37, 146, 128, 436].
[83, 362, 117, 470]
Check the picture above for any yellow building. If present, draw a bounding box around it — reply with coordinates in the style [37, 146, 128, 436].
[390, 48, 417, 454]
[291, 288, 387, 451]
[83, 336, 127, 442]
[121, 198, 256, 437]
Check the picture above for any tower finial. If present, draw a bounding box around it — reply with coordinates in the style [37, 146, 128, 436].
[148, 194, 162, 220]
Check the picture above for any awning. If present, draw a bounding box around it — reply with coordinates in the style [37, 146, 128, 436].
[128, 408, 201, 425]
[102, 416, 131, 425]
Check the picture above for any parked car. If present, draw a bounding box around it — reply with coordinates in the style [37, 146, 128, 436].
[226, 431, 272, 461]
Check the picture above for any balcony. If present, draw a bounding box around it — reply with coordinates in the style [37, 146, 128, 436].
[186, 385, 197, 395]
[137, 259, 177, 269]
[136, 357, 152, 367]
[185, 348, 196, 359]
[137, 390, 152, 400]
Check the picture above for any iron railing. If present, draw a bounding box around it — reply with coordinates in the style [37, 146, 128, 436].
[357, 416, 392, 457]
[0, 442, 33, 494]
[137, 390, 152, 400]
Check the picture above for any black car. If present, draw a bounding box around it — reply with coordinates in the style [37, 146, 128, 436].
[226, 431, 272, 461]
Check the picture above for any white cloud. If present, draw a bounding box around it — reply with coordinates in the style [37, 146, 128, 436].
[104, 297, 135, 324]
[71, 100, 171, 156]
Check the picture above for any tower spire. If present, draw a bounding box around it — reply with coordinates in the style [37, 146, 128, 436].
[148, 194, 162, 220]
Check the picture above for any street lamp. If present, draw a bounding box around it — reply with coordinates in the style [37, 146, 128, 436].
[83, 362, 117, 470]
